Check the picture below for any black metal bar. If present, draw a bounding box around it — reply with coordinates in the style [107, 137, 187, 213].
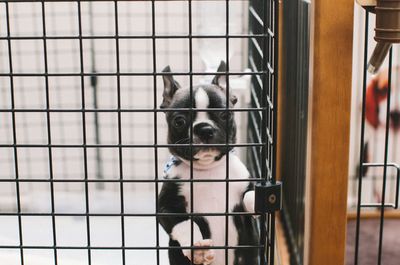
[259, 0, 269, 262]
[269, 0, 279, 261]
[360, 203, 396, 208]
[225, 0, 230, 263]
[113, 1, 126, 264]
[396, 167, 400, 209]
[361, 163, 400, 209]
[377, 47, 393, 265]
[5, 2, 25, 264]
[0, 107, 268, 112]
[0, 0, 249, 2]
[40, 1, 58, 264]
[0, 71, 265, 76]
[354, 11, 369, 265]
[0, 143, 267, 148]
[150, 1, 161, 264]
[188, 0, 195, 262]
[0, 178, 261, 183]
[0, 212, 262, 217]
[76, 2, 92, 264]
[0, 34, 268, 40]
[0, 245, 262, 250]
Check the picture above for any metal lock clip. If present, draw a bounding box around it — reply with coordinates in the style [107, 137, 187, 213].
[255, 181, 282, 213]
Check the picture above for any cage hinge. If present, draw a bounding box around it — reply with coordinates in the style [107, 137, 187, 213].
[255, 181, 282, 213]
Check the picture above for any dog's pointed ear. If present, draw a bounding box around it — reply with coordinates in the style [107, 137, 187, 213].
[212, 61, 227, 89]
[212, 61, 237, 105]
[161, 66, 181, 109]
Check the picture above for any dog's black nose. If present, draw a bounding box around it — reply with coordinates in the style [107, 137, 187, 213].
[194, 123, 215, 140]
[390, 111, 400, 128]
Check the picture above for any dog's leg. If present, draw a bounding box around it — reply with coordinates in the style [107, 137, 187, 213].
[236, 189, 261, 265]
[171, 220, 215, 265]
[158, 182, 214, 264]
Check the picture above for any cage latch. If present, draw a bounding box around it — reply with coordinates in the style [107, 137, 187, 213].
[255, 181, 282, 213]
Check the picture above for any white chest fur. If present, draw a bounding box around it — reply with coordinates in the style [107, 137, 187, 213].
[167, 154, 250, 265]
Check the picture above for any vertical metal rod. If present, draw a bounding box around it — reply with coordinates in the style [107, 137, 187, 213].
[260, 0, 269, 263]
[377, 48, 393, 265]
[269, 0, 280, 262]
[113, 2, 126, 264]
[225, 0, 230, 264]
[40, 2, 58, 264]
[354, 12, 369, 265]
[11, 3, 33, 194]
[77, 2, 92, 264]
[151, 1, 161, 265]
[188, 0, 195, 262]
[5, 2, 24, 264]
[88, 1, 103, 189]
[395, 166, 400, 209]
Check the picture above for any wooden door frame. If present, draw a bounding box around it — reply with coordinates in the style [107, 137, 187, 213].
[303, 1, 354, 265]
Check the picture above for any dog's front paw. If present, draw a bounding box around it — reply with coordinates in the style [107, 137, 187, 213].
[243, 190, 261, 218]
[183, 239, 215, 265]
[243, 191, 255, 213]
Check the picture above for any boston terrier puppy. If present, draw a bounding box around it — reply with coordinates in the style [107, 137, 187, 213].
[158, 61, 259, 265]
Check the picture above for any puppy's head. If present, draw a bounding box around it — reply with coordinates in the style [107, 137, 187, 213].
[161, 61, 237, 165]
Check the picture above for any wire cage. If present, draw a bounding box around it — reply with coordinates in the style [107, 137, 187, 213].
[0, 0, 279, 265]
[347, 4, 400, 265]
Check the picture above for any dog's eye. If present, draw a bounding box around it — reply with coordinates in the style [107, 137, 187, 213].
[219, 111, 232, 121]
[173, 115, 187, 128]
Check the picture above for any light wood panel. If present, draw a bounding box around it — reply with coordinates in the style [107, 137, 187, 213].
[304, 1, 355, 265]
[347, 210, 400, 220]
[276, 0, 285, 184]
[276, 215, 290, 265]
[275, 1, 289, 264]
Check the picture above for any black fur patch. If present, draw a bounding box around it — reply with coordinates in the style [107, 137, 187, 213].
[232, 204, 259, 265]
[158, 176, 212, 265]
[158, 180, 187, 233]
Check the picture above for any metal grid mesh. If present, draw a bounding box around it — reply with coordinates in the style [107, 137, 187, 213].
[0, 1, 279, 264]
[247, 0, 278, 263]
[350, 7, 400, 265]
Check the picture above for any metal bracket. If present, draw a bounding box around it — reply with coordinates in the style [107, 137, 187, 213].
[360, 163, 400, 209]
[255, 181, 282, 213]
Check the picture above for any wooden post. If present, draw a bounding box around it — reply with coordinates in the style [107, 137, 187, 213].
[304, 1, 354, 265]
